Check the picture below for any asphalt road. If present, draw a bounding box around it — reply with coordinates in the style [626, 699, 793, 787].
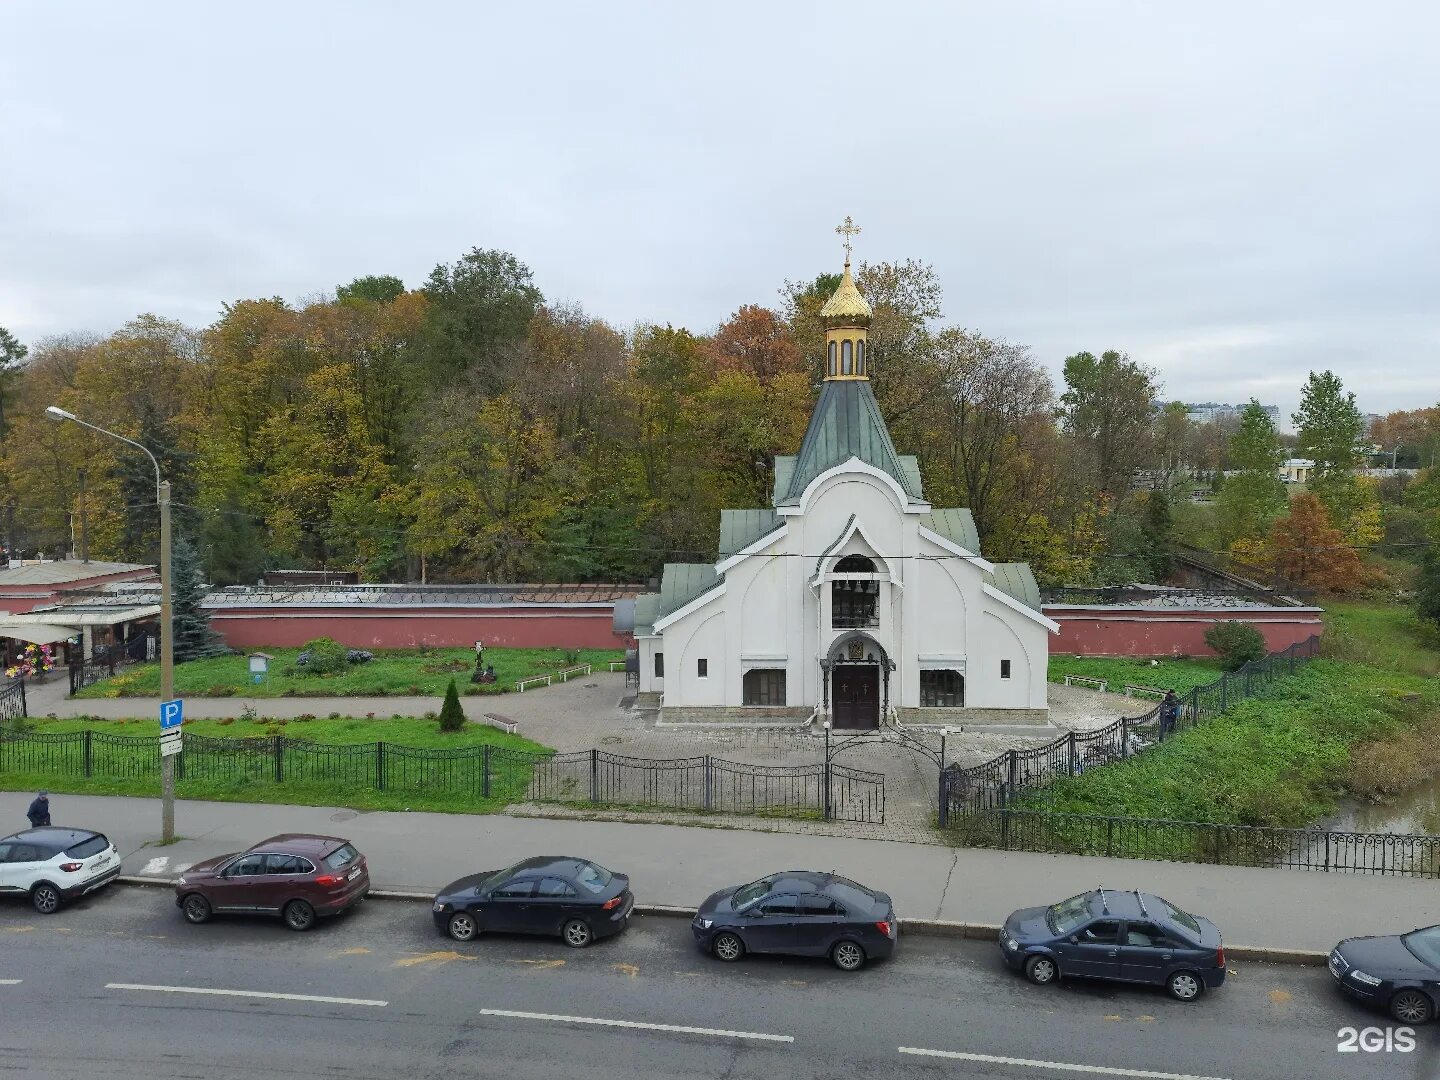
[0, 885, 1434, 1080]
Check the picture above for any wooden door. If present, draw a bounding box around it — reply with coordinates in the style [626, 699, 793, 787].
[832, 665, 879, 730]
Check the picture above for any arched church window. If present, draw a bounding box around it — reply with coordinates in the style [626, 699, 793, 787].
[827, 340, 837, 376]
[856, 340, 865, 375]
[835, 554, 877, 573]
[842, 339, 853, 374]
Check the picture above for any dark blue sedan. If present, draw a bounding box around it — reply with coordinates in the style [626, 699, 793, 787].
[999, 889, 1226, 1001]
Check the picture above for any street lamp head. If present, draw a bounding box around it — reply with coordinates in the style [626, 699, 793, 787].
[45, 406, 77, 422]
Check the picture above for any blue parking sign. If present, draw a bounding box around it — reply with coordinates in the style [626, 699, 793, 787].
[160, 699, 184, 730]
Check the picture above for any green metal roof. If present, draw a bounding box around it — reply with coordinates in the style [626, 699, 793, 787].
[632, 592, 661, 636]
[657, 563, 721, 620]
[778, 380, 923, 506]
[771, 457, 796, 506]
[920, 508, 981, 554]
[986, 562, 1042, 612]
[718, 508, 782, 557]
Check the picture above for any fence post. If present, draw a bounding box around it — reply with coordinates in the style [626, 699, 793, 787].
[19, 677, 26, 717]
[937, 768, 948, 828]
[176, 741, 185, 781]
[1067, 732, 1077, 776]
[1007, 749, 1018, 790]
[376, 741, 386, 791]
[1220, 673, 1228, 712]
[824, 756, 832, 822]
[1106, 817, 1114, 858]
[589, 747, 599, 804]
[274, 735, 283, 783]
[1121, 717, 1130, 759]
[704, 754, 713, 811]
[1188, 686, 1199, 727]
[83, 729, 92, 778]
[482, 744, 491, 799]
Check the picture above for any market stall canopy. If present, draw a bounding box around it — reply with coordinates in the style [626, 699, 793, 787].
[0, 623, 80, 645]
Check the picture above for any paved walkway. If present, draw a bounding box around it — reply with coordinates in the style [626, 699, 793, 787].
[4, 791, 1434, 953]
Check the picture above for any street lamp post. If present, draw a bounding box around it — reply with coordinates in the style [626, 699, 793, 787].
[46, 406, 175, 841]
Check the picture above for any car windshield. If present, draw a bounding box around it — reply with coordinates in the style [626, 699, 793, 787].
[1402, 926, 1440, 968]
[732, 877, 777, 909]
[1046, 893, 1094, 935]
[573, 861, 613, 894]
[1156, 897, 1202, 937]
[323, 843, 359, 871]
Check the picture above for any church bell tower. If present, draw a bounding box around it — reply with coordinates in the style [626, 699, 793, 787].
[820, 215, 872, 380]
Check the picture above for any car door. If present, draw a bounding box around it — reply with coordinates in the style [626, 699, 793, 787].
[0, 842, 42, 892]
[745, 893, 803, 954]
[531, 876, 580, 934]
[211, 853, 270, 912]
[263, 854, 311, 910]
[0, 843, 15, 891]
[797, 893, 847, 956]
[1057, 918, 1123, 980]
[485, 875, 538, 932]
[1117, 921, 1176, 985]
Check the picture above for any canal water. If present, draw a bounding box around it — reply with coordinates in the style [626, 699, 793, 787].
[1324, 775, 1440, 835]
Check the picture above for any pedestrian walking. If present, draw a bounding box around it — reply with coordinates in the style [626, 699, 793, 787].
[26, 790, 51, 828]
[1159, 690, 1180, 739]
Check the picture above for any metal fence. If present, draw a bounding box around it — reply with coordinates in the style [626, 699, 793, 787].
[945, 634, 1323, 815]
[0, 729, 885, 824]
[0, 679, 25, 722]
[946, 807, 1440, 878]
[68, 636, 150, 695]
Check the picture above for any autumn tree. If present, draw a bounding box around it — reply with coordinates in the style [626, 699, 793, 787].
[422, 247, 542, 381]
[703, 305, 803, 382]
[1269, 493, 1365, 591]
[1060, 350, 1158, 498]
[1216, 400, 1286, 548]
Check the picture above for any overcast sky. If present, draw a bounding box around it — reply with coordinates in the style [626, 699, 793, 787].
[3, 1, 1437, 421]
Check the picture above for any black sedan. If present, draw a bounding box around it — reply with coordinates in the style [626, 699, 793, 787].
[431, 855, 633, 948]
[1329, 924, 1440, 1024]
[1000, 889, 1226, 1002]
[691, 870, 897, 971]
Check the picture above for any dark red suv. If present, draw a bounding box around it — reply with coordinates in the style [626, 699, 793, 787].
[175, 833, 369, 931]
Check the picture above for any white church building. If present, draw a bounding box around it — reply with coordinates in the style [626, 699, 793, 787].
[632, 246, 1057, 729]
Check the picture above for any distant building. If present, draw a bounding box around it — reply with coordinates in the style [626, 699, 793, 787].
[1280, 458, 1314, 484]
[1182, 402, 1281, 426]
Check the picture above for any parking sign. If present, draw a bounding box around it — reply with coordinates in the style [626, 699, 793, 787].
[160, 699, 184, 731]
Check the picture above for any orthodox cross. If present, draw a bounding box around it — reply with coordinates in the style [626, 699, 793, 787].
[835, 215, 861, 260]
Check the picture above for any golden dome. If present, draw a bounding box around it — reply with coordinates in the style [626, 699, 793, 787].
[819, 260, 872, 327]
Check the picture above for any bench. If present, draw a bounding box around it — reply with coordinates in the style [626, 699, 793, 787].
[1062, 674, 1108, 692]
[483, 714, 519, 735]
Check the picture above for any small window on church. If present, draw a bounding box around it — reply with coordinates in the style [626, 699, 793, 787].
[697, 658, 708, 678]
[856, 339, 865, 375]
[743, 669, 786, 706]
[654, 652, 664, 678]
[842, 339, 853, 374]
[921, 670, 964, 707]
[1001, 659, 1011, 679]
[827, 340, 837, 376]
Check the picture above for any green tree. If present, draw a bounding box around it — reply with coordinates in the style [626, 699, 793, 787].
[1140, 488, 1174, 579]
[422, 248, 542, 380]
[1293, 370, 1365, 484]
[201, 496, 269, 586]
[337, 275, 405, 305]
[1203, 620, 1266, 671]
[1417, 550, 1440, 630]
[1216, 400, 1286, 545]
[171, 535, 227, 662]
[437, 678, 465, 732]
[1060, 350, 1158, 498]
[0, 325, 28, 441]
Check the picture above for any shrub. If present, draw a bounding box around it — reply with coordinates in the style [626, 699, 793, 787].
[438, 679, 466, 732]
[295, 638, 349, 676]
[1203, 621, 1267, 671]
[345, 649, 374, 665]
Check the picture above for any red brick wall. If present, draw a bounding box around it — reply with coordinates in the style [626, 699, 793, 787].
[1043, 606, 1324, 658]
[208, 605, 632, 650]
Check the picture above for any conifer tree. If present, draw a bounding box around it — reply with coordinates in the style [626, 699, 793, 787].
[171, 535, 227, 662]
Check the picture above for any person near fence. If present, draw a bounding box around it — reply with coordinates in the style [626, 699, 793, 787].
[1158, 690, 1180, 739]
[26, 790, 51, 827]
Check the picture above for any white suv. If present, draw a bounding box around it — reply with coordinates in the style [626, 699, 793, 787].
[0, 827, 122, 913]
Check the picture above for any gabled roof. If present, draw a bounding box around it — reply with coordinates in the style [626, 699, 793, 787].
[985, 563, 1043, 612]
[658, 563, 721, 619]
[777, 380, 924, 506]
[0, 560, 153, 586]
[772, 457, 796, 506]
[632, 592, 661, 636]
[719, 508, 782, 557]
[920, 508, 980, 554]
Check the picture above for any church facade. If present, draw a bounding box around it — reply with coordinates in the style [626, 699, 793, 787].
[633, 243, 1057, 729]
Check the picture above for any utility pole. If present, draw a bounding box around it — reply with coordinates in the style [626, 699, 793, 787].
[6, 500, 15, 567]
[77, 468, 89, 562]
[159, 479, 174, 841]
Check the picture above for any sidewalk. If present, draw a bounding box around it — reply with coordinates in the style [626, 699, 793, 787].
[3, 791, 1434, 953]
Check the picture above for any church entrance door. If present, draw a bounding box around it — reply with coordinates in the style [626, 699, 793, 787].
[832, 665, 879, 730]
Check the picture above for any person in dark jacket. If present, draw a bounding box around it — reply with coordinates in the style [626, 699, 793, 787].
[26, 791, 50, 827]
[1158, 690, 1181, 739]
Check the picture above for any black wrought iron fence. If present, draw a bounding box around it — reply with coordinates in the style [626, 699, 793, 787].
[946, 808, 1440, 879]
[0, 679, 25, 722]
[0, 729, 885, 825]
[68, 635, 150, 695]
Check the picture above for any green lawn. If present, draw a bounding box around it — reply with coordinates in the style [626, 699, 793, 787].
[1048, 655, 1225, 695]
[74, 646, 625, 699]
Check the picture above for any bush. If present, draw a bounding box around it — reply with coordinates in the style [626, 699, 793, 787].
[295, 638, 349, 676]
[438, 679, 466, 732]
[345, 649, 374, 665]
[1203, 621, 1267, 671]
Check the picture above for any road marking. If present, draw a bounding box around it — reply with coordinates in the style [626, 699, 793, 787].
[611, 962, 639, 979]
[897, 1047, 1233, 1080]
[481, 1008, 793, 1043]
[141, 856, 169, 875]
[105, 983, 386, 1007]
[394, 950, 476, 968]
[0, 979, 22, 985]
[335, 947, 371, 957]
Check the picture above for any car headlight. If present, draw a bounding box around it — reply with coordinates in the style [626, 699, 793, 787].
[433, 901, 447, 913]
[1349, 970, 1382, 987]
[697, 918, 713, 929]
[1006, 938, 1020, 951]
[176, 877, 187, 886]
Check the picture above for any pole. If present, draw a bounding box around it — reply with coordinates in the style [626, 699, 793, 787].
[159, 480, 175, 842]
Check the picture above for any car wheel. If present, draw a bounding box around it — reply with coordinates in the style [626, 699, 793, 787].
[1024, 954, 1058, 985]
[447, 911, 478, 942]
[562, 919, 593, 948]
[30, 883, 61, 915]
[1389, 989, 1434, 1025]
[1166, 970, 1204, 1002]
[283, 899, 316, 932]
[712, 932, 744, 962]
[831, 940, 867, 971]
[181, 893, 212, 924]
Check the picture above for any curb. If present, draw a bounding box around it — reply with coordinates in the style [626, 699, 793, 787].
[115, 877, 1327, 963]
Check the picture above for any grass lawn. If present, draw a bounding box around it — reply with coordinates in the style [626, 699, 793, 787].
[74, 646, 625, 699]
[0, 714, 553, 815]
[1048, 655, 1225, 695]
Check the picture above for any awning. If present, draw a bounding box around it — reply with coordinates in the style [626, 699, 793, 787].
[0, 623, 81, 646]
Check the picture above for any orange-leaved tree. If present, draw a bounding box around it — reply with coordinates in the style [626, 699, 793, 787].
[1268, 493, 1365, 591]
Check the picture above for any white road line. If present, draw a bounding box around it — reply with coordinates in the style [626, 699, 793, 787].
[0, 979, 22, 985]
[897, 1047, 1233, 1080]
[480, 1007, 793, 1043]
[105, 983, 386, 1007]
[141, 856, 168, 875]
